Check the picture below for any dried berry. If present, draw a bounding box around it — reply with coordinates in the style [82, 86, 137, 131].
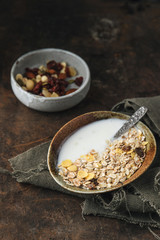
[32, 81, 42, 95]
[135, 147, 144, 157]
[75, 76, 83, 86]
[47, 60, 57, 70]
[65, 66, 71, 77]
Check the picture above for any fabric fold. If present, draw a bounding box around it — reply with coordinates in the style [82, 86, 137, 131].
[112, 96, 160, 136]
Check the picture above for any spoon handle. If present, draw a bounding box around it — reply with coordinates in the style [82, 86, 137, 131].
[113, 106, 148, 140]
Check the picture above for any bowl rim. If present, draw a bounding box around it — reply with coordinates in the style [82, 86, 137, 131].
[47, 110, 157, 194]
[10, 48, 91, 100]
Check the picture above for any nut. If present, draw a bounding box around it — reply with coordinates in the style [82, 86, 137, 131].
[65, 89, 77, 95]
[68, 66, 77, 77]
[42, 89, 51, 97]
[26, 80, 35, 91]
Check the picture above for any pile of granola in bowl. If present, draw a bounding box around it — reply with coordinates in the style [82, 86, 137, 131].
[58, 127, 148, 190]
[47, 111, 156, 194]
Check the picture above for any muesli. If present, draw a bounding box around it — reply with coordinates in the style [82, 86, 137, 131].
[58, 127, 147, 190]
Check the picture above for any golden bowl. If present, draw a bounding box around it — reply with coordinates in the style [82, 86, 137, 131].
[47, 111, 156, 194]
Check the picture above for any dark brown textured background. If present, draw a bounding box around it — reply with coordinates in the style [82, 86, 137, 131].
[1, 0, 160, 239]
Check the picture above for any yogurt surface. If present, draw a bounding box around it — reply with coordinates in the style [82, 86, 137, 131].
[58, 118, 126, 165]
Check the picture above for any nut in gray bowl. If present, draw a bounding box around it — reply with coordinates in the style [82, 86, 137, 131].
[10, 48, 91, 112]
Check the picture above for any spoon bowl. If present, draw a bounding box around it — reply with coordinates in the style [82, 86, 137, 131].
[112, 106, 148, 140]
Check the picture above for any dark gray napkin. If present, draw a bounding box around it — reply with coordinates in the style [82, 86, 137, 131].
[2, 95, 160, 229]
[82, 96, 160, 229]
[112, 95, 160, 136]
[8, 141, 90, 199]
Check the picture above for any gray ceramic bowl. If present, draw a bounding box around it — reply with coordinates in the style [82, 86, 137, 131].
[10, 48, 91, 112]
[47, 111, 156, 195]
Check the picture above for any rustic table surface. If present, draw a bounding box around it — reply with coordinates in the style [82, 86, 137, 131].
[1, 0, 160, 239]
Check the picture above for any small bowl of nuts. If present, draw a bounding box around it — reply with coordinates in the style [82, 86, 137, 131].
[10, 48, 91, 112]
[47, 111, 156, 194]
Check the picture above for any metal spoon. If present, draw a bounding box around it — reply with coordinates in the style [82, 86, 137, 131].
[112, 106, 148, 140]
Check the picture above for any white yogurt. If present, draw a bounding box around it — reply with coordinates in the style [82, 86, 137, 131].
[58, 118, 127, 165]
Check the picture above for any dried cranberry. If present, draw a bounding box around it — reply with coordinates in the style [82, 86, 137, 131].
[42, 72, 50, 78]
[43, 84, 50, 89]
[48, 79, 55, 87]
[60, 80, 68, 87]
[59, 90, 65, 96]
[51, 85, 59, 93]
[55, 79, 60, 84]
[48, 75, 57, 84]
[47, 60, 57, 70]
[48, 88, 53, 93]
[47, 61, 63, 72]
[60, 85, 65, 92]
[56, 63, 63, 72]
[32, 81, 42, 95]
[135, 147, 144, 157]
[65, 66, 71, 77]
[75, 76, 83, 86]
[32, 68, 39, 75]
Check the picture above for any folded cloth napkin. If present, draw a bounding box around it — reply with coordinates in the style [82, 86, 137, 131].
[2, 95, 160, 229]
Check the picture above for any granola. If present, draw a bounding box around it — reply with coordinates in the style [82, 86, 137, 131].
[58, 127, 147, 190]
